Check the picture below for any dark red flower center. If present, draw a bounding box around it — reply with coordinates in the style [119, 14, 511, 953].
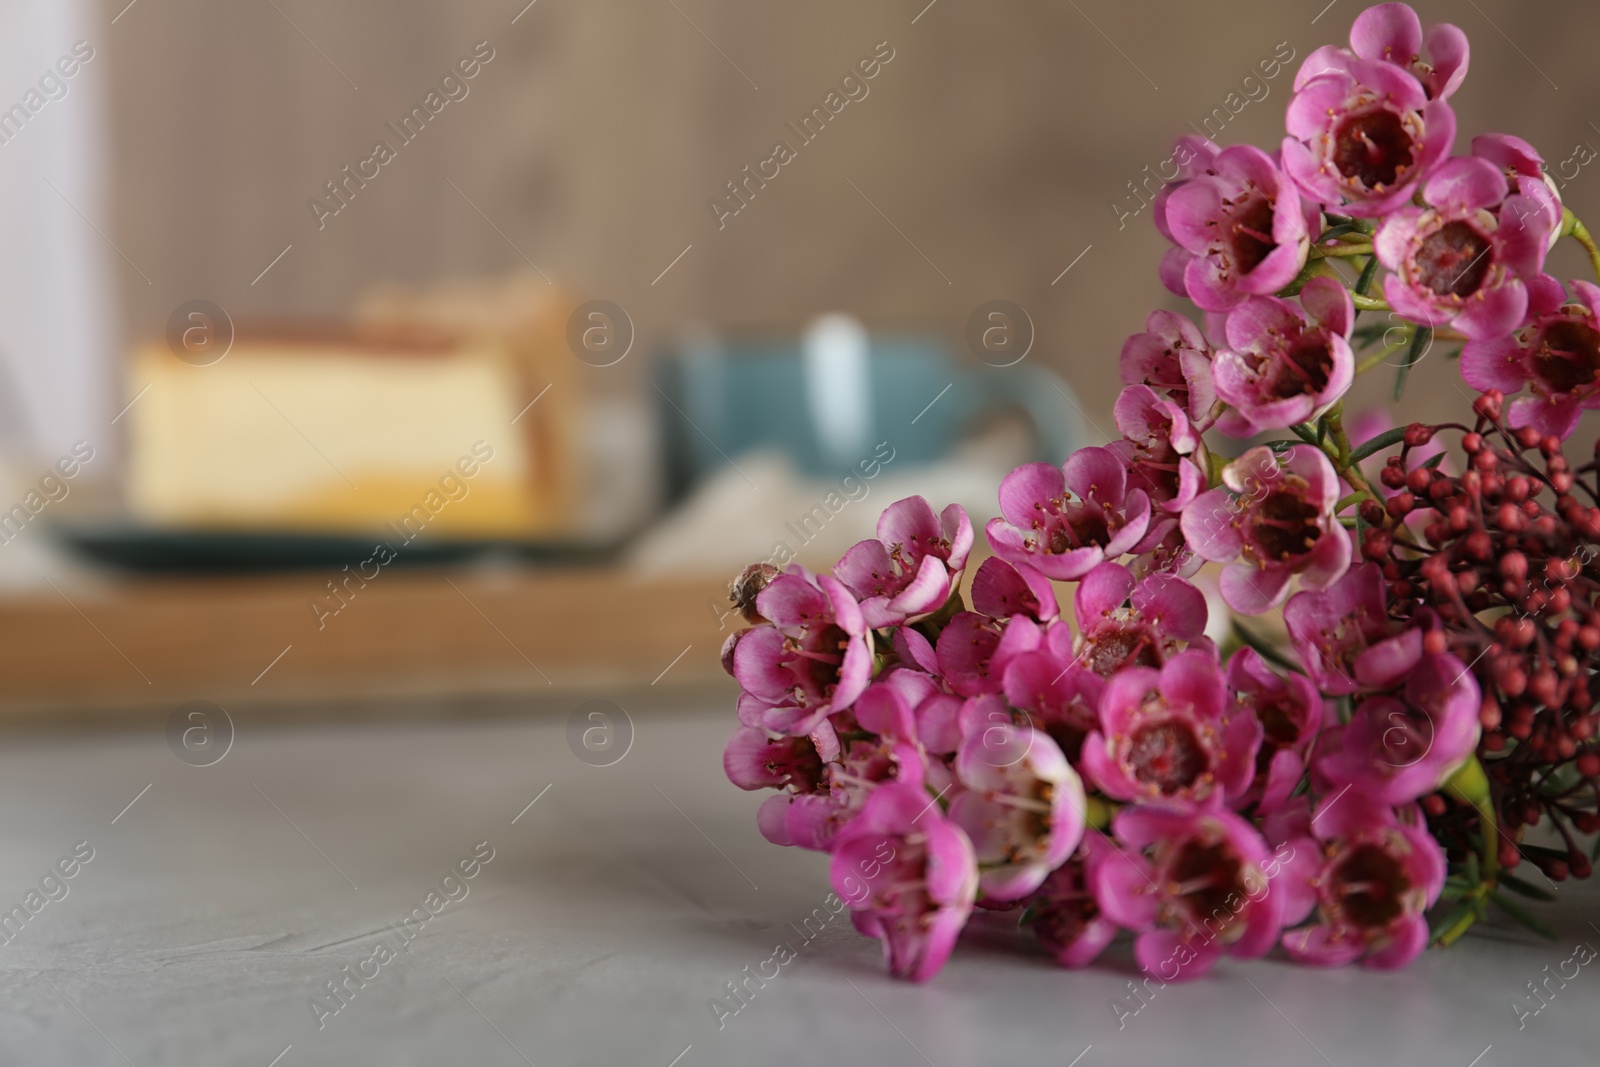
[1247, 482, 1322, 561]
[1128, 719, 1209, 793]
[1042, 501, 1115, 555]
[1332, 106, 1415, 191]
[1530, 318, 1600, 395]
[1226, 193, 1278, 277]
[1168, 837, 1248, 926]
[1329, 842, 1408, 928]
[1032, 889, 1100, 952]
[1250, 695, 1302, 776]
[1126, 447, 1186, 504]
[791, 623, 848, 697]
[1416, 220, 1494, 299]
[1250, 332, 1336, 402]
[765, 737, 826, 790]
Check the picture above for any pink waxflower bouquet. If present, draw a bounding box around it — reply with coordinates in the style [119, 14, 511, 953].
[719, 2, 1600, 982]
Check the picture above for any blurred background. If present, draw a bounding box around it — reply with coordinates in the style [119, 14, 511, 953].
[0, 0, 1597, 721]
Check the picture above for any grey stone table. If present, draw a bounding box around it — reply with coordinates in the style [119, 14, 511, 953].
[0, 689, 1594, 1066]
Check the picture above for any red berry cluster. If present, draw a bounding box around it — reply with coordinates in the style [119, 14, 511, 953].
[1358, 391, 1599, 883]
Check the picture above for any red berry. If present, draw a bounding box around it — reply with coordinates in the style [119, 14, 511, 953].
[1530, 669, 1560, 707]
[1500, 551, 1529, 584]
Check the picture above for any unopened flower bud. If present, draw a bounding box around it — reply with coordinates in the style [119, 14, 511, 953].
[1403, 423, 1434, 447]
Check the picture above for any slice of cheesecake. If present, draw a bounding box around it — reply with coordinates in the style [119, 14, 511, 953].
[125, 277, 576, 538]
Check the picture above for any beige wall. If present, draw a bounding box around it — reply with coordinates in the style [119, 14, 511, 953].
[101, 0, 1600, 435]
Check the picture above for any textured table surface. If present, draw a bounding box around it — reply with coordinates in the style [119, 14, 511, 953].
[1, 693, 1595, 1066]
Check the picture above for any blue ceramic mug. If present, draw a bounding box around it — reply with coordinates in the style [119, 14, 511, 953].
[654, 314, 1090, 499]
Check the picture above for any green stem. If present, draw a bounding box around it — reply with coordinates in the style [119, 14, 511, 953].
[1435, 756, 1500, 947]
[1316, 243, 1374, 258]
[1433, 903, 1481, 948]
[1084, 794, 1115, 831]
[1321, 405, 1379, 508]
[1571, 214, 1600, 283]
[1446, 755, 1499, 886]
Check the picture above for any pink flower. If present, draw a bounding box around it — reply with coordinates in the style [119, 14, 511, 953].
[1020, 838, 1120, 967]
[1297, 3, 1469, 102]
[935, 611, 1041, 698]
[1314, 652, 1483, 803]
[732, 568, 874, 736]
[1126, 518, 1204, 581]
[829, 782, 979, 982]
[723, 721, 835, 794]
[1462, 277, 1600, 440]
[1473, 134, 1563, 241]
[1110, 385, 1206, 513]
[1152, 136, 1222, 242]
[968, 556, 1060, 624]
[986, 449, 1152, 581]
[1080, 649, 1260, 807]
[1226, 648, 1323, 812]
[759, 681, 929, 851]
[1114, 383, 1198, 456]
[1282, 562, 1424, 695]
[949, 722, 1086, 900]
[1274, 793, 1445, 969]
[835, 496, 974, 628]
[1180, 445, 1352, 615]
[1375, 157, 1553, 340]
[1155, 138, 1226, 298]
[1212, 276, 1355, 435]
[1162, 145, 1315, 312]
[1119, 309, 1218, 426]
[1000, 625, 1106, 763]
[1091, 803, 1286, 980]
[1283, 53, 1454, 216]
[1070, 560, 1211, 677]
